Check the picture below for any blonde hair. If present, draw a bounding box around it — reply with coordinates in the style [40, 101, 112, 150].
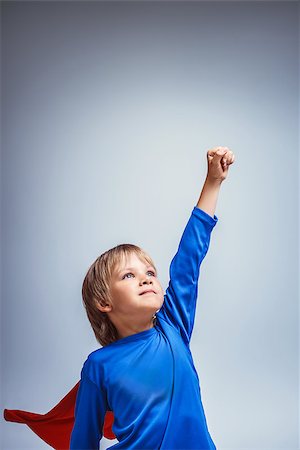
[81, 244, 158, 347]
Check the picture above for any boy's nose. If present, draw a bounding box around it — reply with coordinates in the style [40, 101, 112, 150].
[140, 278, 153, 285]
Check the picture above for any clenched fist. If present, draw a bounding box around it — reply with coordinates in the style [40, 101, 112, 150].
[206, 146, 235, 183]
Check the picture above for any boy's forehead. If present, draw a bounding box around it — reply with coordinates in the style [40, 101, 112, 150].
[115, 253, 150, 272]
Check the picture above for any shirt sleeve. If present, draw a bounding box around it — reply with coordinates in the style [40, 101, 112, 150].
[156, 206, 218, 346]
[69, 361, 107, 450]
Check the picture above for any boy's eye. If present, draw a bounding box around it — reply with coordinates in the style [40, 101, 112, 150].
[122, 271, 155, 279]
[123, 273, 133, 279]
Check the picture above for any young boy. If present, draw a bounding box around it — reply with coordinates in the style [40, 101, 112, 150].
[69, 146, 235, 449]
[3, 146, 235, 449]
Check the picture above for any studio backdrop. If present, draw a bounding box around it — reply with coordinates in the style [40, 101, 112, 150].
[1, 1, 298, 449]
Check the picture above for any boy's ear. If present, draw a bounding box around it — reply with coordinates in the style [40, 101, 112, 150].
[95, 300, 112, 313]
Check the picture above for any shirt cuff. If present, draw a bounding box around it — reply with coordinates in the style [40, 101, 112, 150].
[192, 206, 218, 227]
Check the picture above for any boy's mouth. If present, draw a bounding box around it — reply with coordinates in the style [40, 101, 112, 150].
[140, 289, 156, 295]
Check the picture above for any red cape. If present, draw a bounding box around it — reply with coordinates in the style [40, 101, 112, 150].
[3, 380, 116, 449]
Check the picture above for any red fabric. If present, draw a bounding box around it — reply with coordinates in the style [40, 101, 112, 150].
[3, 380, 116, 449]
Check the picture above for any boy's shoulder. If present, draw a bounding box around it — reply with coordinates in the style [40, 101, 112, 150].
[81, 346, 110, 385]
[83, 344, 115, 371]
[86, 345, 108, 363]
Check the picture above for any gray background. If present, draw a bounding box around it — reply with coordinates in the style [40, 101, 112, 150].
[1, 1, 299, 449]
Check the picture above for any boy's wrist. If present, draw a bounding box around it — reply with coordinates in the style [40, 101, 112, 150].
[204, 174, 223, 188]
[196, 175, 222, 218]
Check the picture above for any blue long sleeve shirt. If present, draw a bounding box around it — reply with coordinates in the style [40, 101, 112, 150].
[70, 206, 218, 449]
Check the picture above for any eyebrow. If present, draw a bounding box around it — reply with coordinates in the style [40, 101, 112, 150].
[117, 265, 156, 275]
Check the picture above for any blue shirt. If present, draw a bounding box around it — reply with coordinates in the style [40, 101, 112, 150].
[70, 206, 218, 450]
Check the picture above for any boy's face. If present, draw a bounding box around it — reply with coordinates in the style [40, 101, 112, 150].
[105, 253, 164, 328]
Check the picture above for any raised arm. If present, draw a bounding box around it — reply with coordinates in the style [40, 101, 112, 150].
[156, 146, 235, 346]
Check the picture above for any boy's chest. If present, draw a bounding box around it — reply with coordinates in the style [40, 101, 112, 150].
[104, 332, 195, 416]
[106, 344, 172, 410]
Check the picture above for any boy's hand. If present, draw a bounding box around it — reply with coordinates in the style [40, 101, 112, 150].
[206, 146, 235, 183]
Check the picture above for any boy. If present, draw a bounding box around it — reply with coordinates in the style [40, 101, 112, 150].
[70, 146, 235, 449]
[4, 146, 235, 449]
